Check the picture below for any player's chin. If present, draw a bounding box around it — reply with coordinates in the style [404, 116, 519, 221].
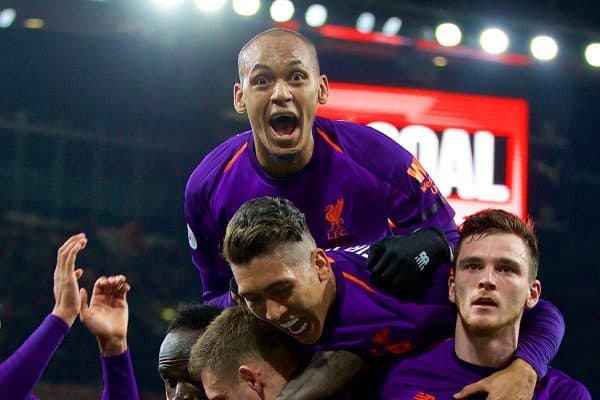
[270, 148, 302, 163]
[466, 319, 501, 335]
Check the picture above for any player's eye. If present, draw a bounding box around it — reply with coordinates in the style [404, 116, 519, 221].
[497, 265, 514, 273]
[272, 286, 292, 299]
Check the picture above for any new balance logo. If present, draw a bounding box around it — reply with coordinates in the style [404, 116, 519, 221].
[415, 251, 430, 271]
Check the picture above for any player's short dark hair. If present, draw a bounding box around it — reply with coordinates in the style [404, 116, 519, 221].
[167, 303, 223, 333]
[456, 209, 539, 279]
[237, 28, 320, 81]
[188, 306, 308, 385]
[223, 196, 311, 265]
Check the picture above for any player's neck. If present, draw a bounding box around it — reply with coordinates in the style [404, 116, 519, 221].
[453, 320, 520, 368]
[323, 272, 337, 319]
[256, 138, 314, 177]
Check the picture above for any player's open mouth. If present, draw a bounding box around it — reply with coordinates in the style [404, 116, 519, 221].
[280, 316, 308, 335]
[472, 297, 498, 307]
[269, 114, 298, 136]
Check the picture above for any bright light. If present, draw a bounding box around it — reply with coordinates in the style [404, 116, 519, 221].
[432, 56, 448, 67]
[480, 28, 509, 54]
[356, 12, 375, 33]
[382, 16, 402, 36]
[194, 0, 226, 12]
[584, 43, 600, 67]
[23, 18, 44, 29]
[530, 35, 558, 61]
[233, 0, 260, 16]
[152, 0, 183, 9]
[270, 0, 294, 22]
[305, 4, 327, 27]
[0, 8, 16, 28]
[435, 23, 462, 47]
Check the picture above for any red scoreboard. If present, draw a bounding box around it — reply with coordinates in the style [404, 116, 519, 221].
[318, 82, 529, 223]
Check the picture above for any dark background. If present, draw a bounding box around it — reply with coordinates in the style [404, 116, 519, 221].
[0, 0, 598, 398]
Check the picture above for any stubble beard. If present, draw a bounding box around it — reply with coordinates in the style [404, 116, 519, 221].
[459, 306, 521, 338]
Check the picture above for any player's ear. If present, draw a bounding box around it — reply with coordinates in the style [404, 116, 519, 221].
[239, 365, 263, 395]
[317, 75, 329, 105]
[233, 83, 246, 113]
[526, 280, 541, 309]
[313, 248, 331, 282]
[448, 270, 456, 304]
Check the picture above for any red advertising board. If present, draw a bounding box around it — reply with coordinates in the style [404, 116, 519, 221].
[318, 82, 529, 223]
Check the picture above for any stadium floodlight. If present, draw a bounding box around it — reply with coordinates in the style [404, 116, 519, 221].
[435, 22, 462, 47]
[530, 35, 558, 61]
[0, 8, 16, 28]
[270, 0, 294, 22]
[152, 0, 183, 9]
[584, 43, 600, 67]
[382, 16, 402, 36]
[194, 0, 226, 13]
[480, 27, 509, 54]
[432, 56, 448, 67]
[233, 0, 260, 16]
[305, 4, 327, 27]
[23, 18, 44, 29]
[356, 12, 375, 33]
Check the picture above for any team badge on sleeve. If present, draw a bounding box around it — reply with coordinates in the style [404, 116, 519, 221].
[187, 224, 198, 250]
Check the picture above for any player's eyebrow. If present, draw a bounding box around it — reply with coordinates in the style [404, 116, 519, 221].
[249, 59, 304, 74]
[238, 279, 292, 299]
[249, 63, 271, 74]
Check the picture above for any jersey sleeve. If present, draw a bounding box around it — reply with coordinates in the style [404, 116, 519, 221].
[0, 314, 69, 400]
[184, 190, 235, 308]
[100, 348, 139, 400]
[387, 152, 459, 249]
[330, 120, 459, 249]
[551, 380, 592, 400]
[184, 145, 240, 308]
[515, 299, 565, 379]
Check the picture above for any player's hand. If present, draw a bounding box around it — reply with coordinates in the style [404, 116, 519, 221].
[51, 233, 87, 327]
[454, 358, 536, 400]
[80, 274, 130, 356]
[368, 227, 451, 300]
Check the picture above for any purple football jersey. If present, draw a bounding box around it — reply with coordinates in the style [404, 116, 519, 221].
[184, 116, 457, 308]
[380, 339, 591, 400]
[313, 246, 455, 358]
[0, 314, 139, 400]
[184, 116, 564, 377]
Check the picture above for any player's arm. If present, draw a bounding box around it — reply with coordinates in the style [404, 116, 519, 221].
[80, 274, 139, 400]
[184, 198, 236, 308]
[0, 234, 87, 399]
[274, 351, 364, 400]
[516, 299, 565, 378]
[368, 152, 458, 301]
[98, 351, 138, 400]
[455, 299, 565, 400]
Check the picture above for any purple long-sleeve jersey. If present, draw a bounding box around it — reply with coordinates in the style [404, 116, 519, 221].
[185, 116, 457, 308]
[313, 245, 455, 357]
[0, 314, 139, 400]
[314, 245, 563, 376]
[380, 339, 591, 400]
[184, 116, 564, 377]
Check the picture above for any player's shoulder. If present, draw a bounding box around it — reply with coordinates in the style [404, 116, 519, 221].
[185, 131, 251, 194]
[543, 368, 591, 399]
[316, 117, 411, 157]
[315, 117, 415, 176]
